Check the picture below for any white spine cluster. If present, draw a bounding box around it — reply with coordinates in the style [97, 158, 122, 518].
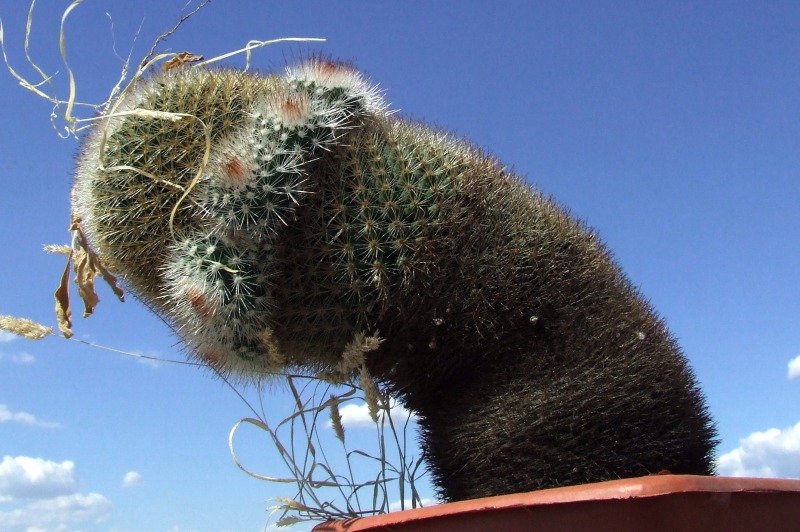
[285, 56, 386, 115]
[160, 59, 384, 376]
[162, 234, 275, 374]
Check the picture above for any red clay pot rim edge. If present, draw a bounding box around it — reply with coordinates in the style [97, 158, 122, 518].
[312, 475, 800, 531]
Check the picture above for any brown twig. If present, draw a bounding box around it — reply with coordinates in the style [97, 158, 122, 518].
[138, 0, 212, 69]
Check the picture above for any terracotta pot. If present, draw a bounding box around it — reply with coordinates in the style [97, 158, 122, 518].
[313, 475, 800, 532]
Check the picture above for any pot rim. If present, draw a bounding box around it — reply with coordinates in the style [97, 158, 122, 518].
[312, 475, 800, 531]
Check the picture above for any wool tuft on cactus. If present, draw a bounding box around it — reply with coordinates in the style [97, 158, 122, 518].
[72, 57, 717, 502]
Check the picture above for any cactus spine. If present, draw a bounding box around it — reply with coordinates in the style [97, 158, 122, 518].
[72, 58, 717, 501]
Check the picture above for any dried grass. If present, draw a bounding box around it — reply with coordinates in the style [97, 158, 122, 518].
[228, 375, 427, 526]
[0, 315, 54, 340]
[1, 2, 425, 528]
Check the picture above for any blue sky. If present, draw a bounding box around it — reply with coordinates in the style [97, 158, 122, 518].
[1, 1, 799, 530]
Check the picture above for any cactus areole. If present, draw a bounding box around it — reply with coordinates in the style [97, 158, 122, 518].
[72, 58, 717, 502]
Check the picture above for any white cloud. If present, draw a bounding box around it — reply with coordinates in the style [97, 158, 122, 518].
[0, 492, 111, 531]
[0, 456, 111, 531]
[0, 456, 78, 501]
[0, 405, 61, 429]
[126, 349, 165, 369]
[263, 520, 314, 532]
[136, 356, 162, 369]
[332, 401, 416, 429]
[717, 422, 800, 479]
[788, 355, 800, 379]
[388, 498, 437, 512]
[0, 331, 16, 342]
[121, 471, 143, 488]
[0, 352, 36, 364]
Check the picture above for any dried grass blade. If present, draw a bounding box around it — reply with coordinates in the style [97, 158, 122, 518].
[228, 418, 296, 483]
[0, 18, 54, 102]
[287, 376, 305, 411]
[23, 0, 56, 92]
[58, 1, 82, 131]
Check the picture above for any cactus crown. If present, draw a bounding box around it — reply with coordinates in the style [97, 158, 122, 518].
[73, 58, 479, 376]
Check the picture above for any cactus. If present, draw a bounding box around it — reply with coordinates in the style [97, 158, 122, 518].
[72, 58, 717, 502]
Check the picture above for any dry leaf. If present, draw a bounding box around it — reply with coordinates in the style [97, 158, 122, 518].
[96, 261, 124, 303]
[55, 250, 73, 338]
[163, 51, 204, 72]
[72, 223, 124, 303]
[52, 221, 125, 337]
[73, 246, 100, 318]
[69, 222, 125, 319]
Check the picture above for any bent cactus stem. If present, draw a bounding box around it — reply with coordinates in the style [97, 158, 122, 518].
[72, 57, 717, 501]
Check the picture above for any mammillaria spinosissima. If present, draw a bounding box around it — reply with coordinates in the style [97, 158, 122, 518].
[72, 58, 717, 502]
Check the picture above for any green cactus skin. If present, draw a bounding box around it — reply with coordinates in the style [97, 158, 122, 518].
[72, 58, 717, 502]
